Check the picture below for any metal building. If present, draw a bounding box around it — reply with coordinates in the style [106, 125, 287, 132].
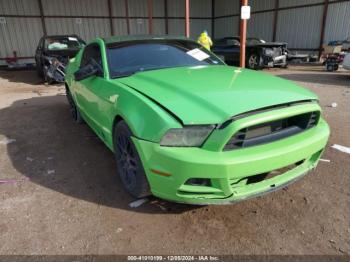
[0, 0, 349, 65]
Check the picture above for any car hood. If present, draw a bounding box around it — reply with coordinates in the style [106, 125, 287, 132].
[117, 65, 317, 125]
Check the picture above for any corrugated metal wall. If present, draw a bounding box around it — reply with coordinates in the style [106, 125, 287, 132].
[279, 0, 323, 8]
[213, 0, 350, 50]
[248, 11, 274, 41]
[0, 17, 43, 60]
[324, 0, 350, 43]
[276, 6, 323, 49]
[1, 0, 350, 65]
[0, 0, 212, 64]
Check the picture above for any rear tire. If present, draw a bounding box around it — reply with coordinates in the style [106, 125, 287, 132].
[114, 121, 151, 198]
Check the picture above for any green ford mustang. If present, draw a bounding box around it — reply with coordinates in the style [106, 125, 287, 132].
[65, 35, 330, 205]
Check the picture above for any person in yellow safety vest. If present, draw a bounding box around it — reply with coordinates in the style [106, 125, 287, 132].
[197, 30, 213, 51]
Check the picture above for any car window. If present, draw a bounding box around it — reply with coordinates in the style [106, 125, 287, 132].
[44, 36, 85, 50]
[214, 38, 239, 46]
[226, 39, 240, 46]
[247, 38, 266, 45]
[107, 40, 224, 79]
[80, 44, 103, 69]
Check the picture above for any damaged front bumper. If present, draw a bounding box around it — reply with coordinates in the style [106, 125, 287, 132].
[133, 117, 329, 205]
[263, 54, 287, 67]
[43, 56, 67, 83]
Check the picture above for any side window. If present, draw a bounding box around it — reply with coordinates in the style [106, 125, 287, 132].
[80, 44, 103, 70]
[226, 39, 240, 46]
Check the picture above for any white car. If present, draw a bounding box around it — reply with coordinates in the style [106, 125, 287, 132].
[343, 53, 350, 70]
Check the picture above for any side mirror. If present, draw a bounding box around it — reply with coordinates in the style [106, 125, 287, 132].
[74, 59, 102, 81]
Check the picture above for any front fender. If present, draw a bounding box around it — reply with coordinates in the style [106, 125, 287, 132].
[110, 82, 183, 145]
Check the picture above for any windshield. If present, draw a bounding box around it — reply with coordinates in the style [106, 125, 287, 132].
[247, 38, 266, 45]
[107, 40, 224, 79]
[45, 36, 85, 50]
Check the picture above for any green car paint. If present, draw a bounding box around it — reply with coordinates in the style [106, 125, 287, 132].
[65, 36, 330, 205]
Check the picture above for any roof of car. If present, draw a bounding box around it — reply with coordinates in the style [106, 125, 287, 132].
[103, 35, 191, 44]
[43, 34, 80, 38]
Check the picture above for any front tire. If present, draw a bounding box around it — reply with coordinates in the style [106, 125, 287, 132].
[66, 88, 83, 123]
[247, 53, 261, 70]
[114, 121, 151, 198]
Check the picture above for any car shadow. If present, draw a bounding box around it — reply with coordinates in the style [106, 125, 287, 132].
[0, 95, 199, 214]
[0, 69, 45, 85]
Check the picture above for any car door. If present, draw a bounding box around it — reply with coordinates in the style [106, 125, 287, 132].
[74, 43, 116, 141]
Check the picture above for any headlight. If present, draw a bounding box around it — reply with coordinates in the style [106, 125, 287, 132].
[160, 125, 215, 147]
[264, 49, 274, 56]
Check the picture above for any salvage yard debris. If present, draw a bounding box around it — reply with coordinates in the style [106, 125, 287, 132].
[0, 177, 29, 185]
[0, 138, 16, 145]
[129, 198, 148, 208]
[331, 144, 350, 154]
[47, 170, 56, 175]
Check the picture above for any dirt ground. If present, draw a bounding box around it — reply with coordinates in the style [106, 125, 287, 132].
[0, 66, 349, 255]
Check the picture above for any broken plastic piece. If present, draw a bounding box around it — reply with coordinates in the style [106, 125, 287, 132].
[0, 177, 29, 184]
[0, 138, 16, 145]
[129, 198, 148, 208]
[331, 144, 350, 154]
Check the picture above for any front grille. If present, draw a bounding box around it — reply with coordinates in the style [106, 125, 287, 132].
[273, 47, 282, 57]
[230, 160, 305, 187]
[224, 111, 319, 151]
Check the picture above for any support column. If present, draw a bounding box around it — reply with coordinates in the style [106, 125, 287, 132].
[164, 0, 169, 34]
[272, 0, 279, 42]
[319, 0, 329, 58]
[125, 0, 130, 34]
[185, 0, 190, 38]
[211, 0, 215, 38]
[239, 0, 248, 68]
[108, 0, 115, 35]
[148, 0, 153, 34]
[37, 0, 47, 36]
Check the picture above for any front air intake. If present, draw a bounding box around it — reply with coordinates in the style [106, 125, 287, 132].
[224, 111, 320, 151]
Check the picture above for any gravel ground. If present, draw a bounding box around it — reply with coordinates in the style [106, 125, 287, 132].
[0, 66, 349, 255]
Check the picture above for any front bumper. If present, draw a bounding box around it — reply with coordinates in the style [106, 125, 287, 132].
[263, 55, 287, 67]
[133, 118, 329, 205]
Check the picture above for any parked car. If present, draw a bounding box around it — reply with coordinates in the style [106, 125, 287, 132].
[65, 35, 330, 205]
[212, 37, 288, 69]
[35, 35, 85, 83]
[343, 53, 350, 70]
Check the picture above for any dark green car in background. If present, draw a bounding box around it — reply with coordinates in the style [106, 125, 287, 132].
[64, 35, 330, 205]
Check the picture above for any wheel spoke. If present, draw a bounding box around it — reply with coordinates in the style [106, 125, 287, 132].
[116, 133, 139, 190]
